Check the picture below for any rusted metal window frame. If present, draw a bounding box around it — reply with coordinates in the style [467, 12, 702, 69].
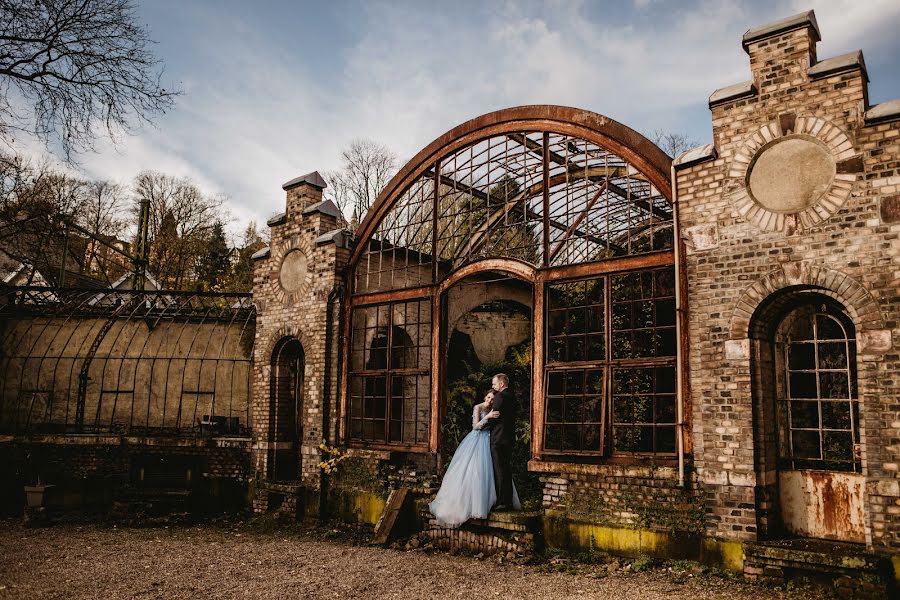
[347, 297, 432, 450]
[779, 304, 860, 473]
[540, 260, 678, 459]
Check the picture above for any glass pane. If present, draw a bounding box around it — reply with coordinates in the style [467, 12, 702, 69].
[613, 397, 632, 423]
[818, 342, 847, 370]
[566, 395, 585, 424]
[655, 298, 676, 326]
[789, 372, 817, 398]
[819, 372, 849, 399]
[612, 302, 632, 330]
[631, 396, 652, 423]
[790, 400, 819, 429]
[822, 400, 852, 430]
[545, 425, 563, 450]
[585, 370, 604, 396]
[789, 313, 814, 341]
[612, 273, 641, 302]
[547, 371, 565, 395]
[565, 371, 583, 394]
[656, 426, 677, 453]
[547, 398, 564, 423]
[656, 395, 676, 423]
[586, 306, 604, 332]
[791, 430, 821, 459]
[656, 328, 677, 357]
[823, 431, 853, 462]
[585, 334, 605, 360]
[563, 425, 580, 451]
[567, 309, 585, 333]
[582, 424, 601, 450]
[615, 425, 653, 453]
[548, 310, 566, 337]
[548, 338, 565, 362]
[583, 396, 603, 422]
[612, 331, 633, 359]
[817, 314, 846, 341]
[656, 366, 676, 394]
[568, 336, 585, 361]
[788, 343, 815, 371]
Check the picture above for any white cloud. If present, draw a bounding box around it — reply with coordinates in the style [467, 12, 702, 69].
[8, 0, 898, 238]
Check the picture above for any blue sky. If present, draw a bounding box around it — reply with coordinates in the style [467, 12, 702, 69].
[34, 0, 900, 237]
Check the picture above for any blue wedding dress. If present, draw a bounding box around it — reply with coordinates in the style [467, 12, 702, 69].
[429, 404, 521, 528]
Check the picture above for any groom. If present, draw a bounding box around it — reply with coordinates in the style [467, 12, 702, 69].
[486, 373, 516, 511]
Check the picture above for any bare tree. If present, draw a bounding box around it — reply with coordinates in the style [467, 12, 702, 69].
[79, 179, 129, 277]
[323, 138, 398, 224]
[0, 0, 179, 159]
[132, 170, 227, 289]
[649, 129, 699, 159]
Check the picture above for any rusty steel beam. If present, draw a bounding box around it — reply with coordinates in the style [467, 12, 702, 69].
[437, 257, 536, 293]
[349, 285, 434, 307]
[427, 169, 612, 251]
[547, 180, 610, 264]
[539, 250, 674, 282]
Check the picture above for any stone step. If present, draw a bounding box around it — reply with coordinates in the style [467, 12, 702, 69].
[743, 539, 895, 599]
[425, 510, 543, 558]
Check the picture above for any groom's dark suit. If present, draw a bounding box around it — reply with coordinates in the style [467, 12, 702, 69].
[487, 386, 516, 508]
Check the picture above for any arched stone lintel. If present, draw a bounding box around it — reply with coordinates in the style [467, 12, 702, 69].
[728, 262, 889, 353]
[258, 325, 311, 366]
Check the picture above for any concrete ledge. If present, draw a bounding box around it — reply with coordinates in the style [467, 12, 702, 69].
[331, 489, 386, 526]
[709, 81, 756, 107]
[742, 10, 820, 51]
[528, 459, 678, 479]
[266, 213, 286, 226]
[865, 99, 900, 126]
[9, 433, 252, 448]
[543, 511, 706, 561]
[674, 144, 717, 169]
[282, 170, 327, 191]
[315, 228, 351, 248]
[250, 246, 270, 261]
[302, 199, 342, 219]
[809, 50, 868, 81]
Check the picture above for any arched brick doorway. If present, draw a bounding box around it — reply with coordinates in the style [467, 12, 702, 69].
[750, 289, 865, 543]
[268, 337, 304, 482]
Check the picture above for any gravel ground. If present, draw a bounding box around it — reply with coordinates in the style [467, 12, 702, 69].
[0, 520, 819, 600]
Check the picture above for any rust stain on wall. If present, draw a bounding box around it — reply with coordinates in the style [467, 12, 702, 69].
[779, 470, 865, 543]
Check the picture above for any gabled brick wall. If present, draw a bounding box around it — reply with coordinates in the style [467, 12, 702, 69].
[676, 13, 900, 551]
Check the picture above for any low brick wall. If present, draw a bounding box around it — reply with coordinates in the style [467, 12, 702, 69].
[2, 434, 252, 515]
[425, 512, 541, 557]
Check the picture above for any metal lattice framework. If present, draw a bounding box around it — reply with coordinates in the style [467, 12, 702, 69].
[0, 287, 255, 436]
[343, 106, 685, 461]
[353, 108, 672, 294]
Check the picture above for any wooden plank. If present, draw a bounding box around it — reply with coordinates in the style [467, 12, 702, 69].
[371, 486, 409, 546]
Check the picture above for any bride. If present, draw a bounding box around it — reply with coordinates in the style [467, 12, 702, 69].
[429, 390, 521, 528]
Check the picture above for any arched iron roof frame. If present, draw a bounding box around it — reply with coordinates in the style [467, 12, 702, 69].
[350, 105, 673, 276]
[342, 106, 682, 458]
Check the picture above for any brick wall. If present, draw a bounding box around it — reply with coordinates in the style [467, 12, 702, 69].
[676, 16, 900, 551]
[250, 175, 350, 494]
[536, 465, 705, 534]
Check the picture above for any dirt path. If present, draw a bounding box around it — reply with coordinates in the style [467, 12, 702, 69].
[0, 521, 816, 600]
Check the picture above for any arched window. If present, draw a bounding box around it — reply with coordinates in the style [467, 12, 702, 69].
[778, 301, 859, 472]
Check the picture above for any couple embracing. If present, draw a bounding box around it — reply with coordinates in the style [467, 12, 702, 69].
[429, 373, 522, 528]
